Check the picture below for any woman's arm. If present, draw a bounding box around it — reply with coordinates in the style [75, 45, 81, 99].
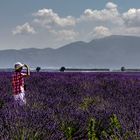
[24, 64, 30, 77]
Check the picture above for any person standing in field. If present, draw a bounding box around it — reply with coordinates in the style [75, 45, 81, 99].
[12, 62, 30, 106]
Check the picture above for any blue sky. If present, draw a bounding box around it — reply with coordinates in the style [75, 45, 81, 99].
[1, 0, 140, 50]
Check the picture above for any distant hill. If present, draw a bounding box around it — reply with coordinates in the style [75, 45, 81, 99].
[0, 35, 140, 69]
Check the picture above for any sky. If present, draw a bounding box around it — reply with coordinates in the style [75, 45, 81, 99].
[1, 0, 140, 50]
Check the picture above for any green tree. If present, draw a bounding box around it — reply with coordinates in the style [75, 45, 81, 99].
[60, 66, 66, 72]
[36, 67, 41, 72]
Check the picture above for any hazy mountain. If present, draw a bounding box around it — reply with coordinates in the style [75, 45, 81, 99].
[0, 35, 140, 69]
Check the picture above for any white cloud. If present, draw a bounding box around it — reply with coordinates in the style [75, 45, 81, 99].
[33, 8, 76, 28]
[123, 8, 140, 27]
[12, 23, 36, 35]
[81, 8, 118, 21]
[125, 27, 140, 34]
[105, 2, 117, 9]
[89, 26, 112, 39]
[115, 27, 140, 36]
[50, 29, 78, 41]
[83, 2, 119, 19]
[79, 2, 123, 26]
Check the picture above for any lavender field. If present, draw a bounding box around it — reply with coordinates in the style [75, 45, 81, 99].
[0, 72, 140, 140]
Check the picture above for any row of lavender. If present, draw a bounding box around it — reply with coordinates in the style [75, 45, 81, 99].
[0, 72, 140, 139]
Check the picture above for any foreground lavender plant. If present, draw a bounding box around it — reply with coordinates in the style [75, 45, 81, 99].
[0, 72, 139, 139]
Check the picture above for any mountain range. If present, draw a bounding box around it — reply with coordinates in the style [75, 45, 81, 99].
[0, 35, 140, 69]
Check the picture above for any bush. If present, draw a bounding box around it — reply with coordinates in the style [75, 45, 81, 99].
[60, 66, 66, 72]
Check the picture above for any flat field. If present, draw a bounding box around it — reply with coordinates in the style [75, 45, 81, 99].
[0, 72, 140, 139]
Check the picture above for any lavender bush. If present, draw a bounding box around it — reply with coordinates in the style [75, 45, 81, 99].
[0, 72, 140, 139]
